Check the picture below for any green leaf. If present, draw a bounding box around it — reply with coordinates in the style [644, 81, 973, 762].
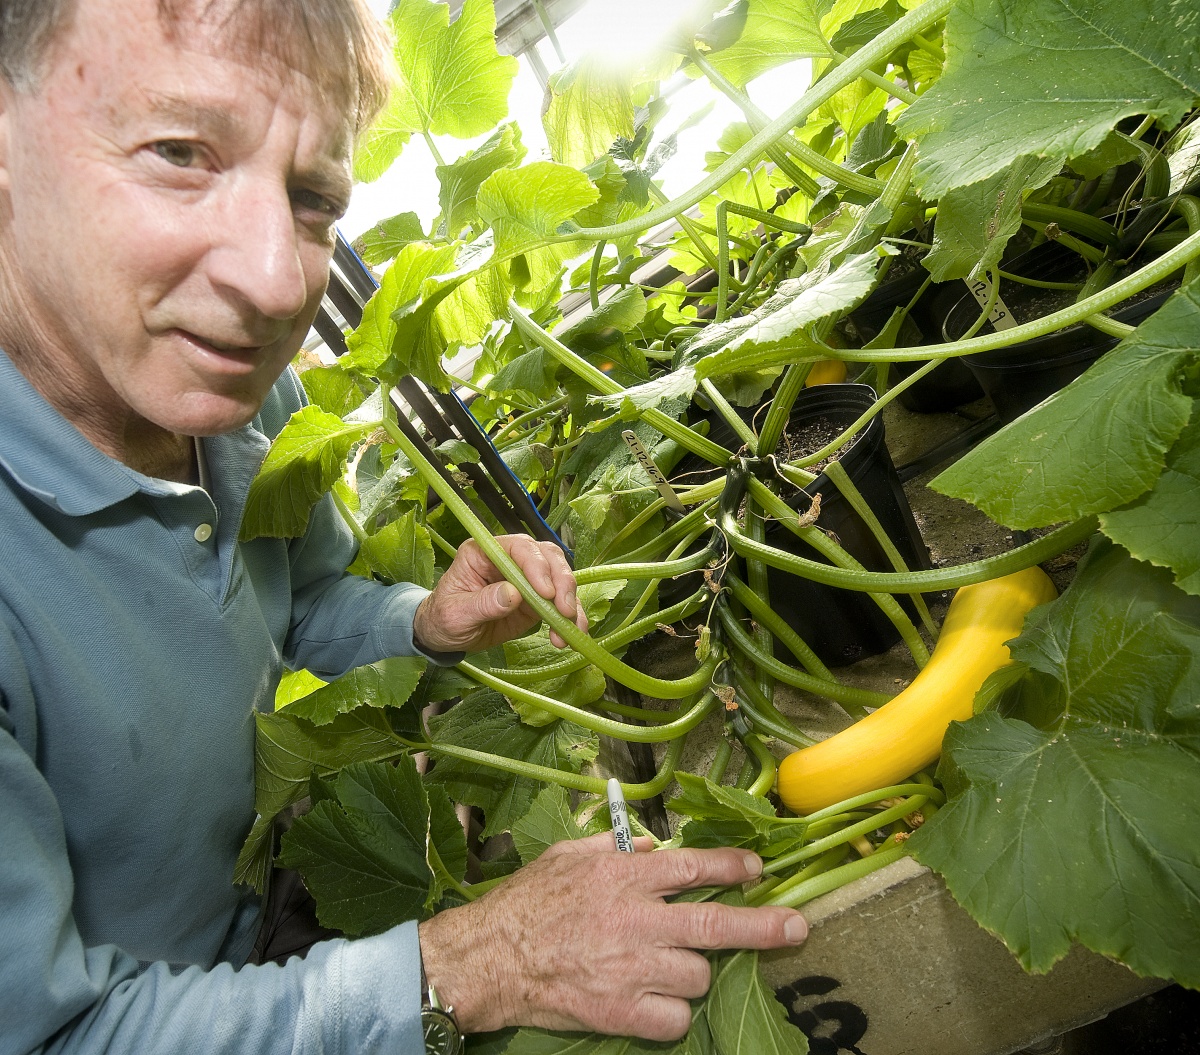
[911, 539, 1200, 986]
[668, 774, 800, 857]
[274, 668, 327, 710]
[287, 658, 427, 727]
[344, 241, 460, 378]
[353, 211, 427, 267]
[592, 364, 699, 415]
[298, 363, 367, 417]
[924, 155, 1061, 282]
[703, 0, 835, 88]
[511, 785, 583, 865]
[896, 0, 1200, 199]
[1101, 411, 1200, 595]
[379, 268, 475, 392]
[544, 55, 637, 169]
[278, 759, 439, 934]
[558, 286, 649, 349]
[706, 948, 810, 1055]
[478, 162, 600, 250]
[932, 280, 1200, 529]
[693, 252, 878, 379]
[240, 407, 374, 540]
[252, 706, 411, 824]
[358, 509, 436, 588]
[438, 123, 527, 239]
[428, 690, 598, 837]
[1067, 133, 1143, 181]
[352, 0, 518, 182]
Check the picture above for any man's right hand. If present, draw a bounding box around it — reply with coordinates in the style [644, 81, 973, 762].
[416, 834, 809, 1041]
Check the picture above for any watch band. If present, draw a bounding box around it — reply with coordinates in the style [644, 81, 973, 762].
[420, 959, 464, 1054]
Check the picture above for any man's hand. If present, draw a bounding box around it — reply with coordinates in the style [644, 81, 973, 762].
[412, 534, 587, 654]
[416, 835, 808, 1041]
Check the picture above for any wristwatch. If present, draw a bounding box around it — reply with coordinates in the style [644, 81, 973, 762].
[421, 972, 464, 1055]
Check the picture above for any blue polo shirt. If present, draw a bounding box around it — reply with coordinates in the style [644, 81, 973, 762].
[0, 351, 431, 1054]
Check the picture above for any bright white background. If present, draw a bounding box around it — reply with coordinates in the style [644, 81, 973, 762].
[341, 0, 811, 240]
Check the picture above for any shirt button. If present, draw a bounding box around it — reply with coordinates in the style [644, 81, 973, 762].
[194, 523, 214, 543]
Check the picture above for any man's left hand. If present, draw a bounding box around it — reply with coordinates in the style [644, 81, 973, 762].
[412, 534, 587, 654]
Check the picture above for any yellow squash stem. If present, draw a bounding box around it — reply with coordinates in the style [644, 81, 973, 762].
[777, 566, 1058, 814]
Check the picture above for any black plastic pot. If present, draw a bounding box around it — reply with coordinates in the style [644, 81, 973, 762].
[848, 261, 986, 413]
[666, 384, 931, 667]
[948, 242, 1178, 423]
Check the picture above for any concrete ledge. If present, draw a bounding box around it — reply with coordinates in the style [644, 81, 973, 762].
[760, 857, 1163, 1055]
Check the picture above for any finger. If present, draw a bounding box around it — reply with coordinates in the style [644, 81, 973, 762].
[621, 992, 694, 1043]
[544, 833, 655, 857]
[473, 580, 523, 622]
[536, 541, 583, 623]
[496, 534, 557, 599]
[647, 949, 711, 1001]
[661, 902, 809, 952]
[634, 846, 764, 896]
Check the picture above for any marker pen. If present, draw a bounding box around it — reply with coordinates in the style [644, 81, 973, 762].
[606, 777, 635, 853]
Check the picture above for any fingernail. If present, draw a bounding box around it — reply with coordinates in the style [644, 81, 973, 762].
[742, 852, 762, 878]
[501, 583, 520, 608]
[785, 915, 808, 944]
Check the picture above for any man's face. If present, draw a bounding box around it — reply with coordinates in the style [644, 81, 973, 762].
[0, 0, 354, 437]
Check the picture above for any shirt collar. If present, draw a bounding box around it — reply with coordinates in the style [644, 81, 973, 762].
[0, 349, 267, 517]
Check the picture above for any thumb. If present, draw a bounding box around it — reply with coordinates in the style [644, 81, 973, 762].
[477, 580, 522, 620]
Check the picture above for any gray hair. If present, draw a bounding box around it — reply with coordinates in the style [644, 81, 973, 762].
[0, 0, 393, 135]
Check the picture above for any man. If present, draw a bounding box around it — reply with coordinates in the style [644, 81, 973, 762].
[0, 0, 808, 1051]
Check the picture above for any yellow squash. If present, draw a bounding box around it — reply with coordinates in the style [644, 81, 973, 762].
[804, 359, 848, 386]
[777, 566, 1057, 814]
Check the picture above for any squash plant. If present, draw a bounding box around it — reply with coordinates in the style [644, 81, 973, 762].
[237, 0, 1200, 1048]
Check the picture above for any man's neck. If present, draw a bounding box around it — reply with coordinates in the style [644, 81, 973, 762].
[2, 336, 199, 484]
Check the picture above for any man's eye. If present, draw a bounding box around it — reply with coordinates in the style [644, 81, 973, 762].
[291, 188, 344, 219]
[152, 140, 197, 167]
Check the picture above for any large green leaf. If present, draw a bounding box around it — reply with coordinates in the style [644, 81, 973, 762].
[511, 785, 583, 865]
[278, 758, 465, 934]
[706, 948, 809, 1055]
[240, 407, 374, 540]
[668, 774, 801, 857]
[343, 241, 460, 378]
[896, 0, 1200, 199]
[427, 690, 599, 837]
[353, 211, 427, 267]
[544, 55, 637, 169]
[438, 124, 527, 240]
[932, 280, 1200, 529]
[923, 155, 1061, 282]
[354, 509, 436, 588]
[692, 252, 878, 379]
[286, 658, 427, 727]
[1101, 412, 1200, 596]
[234, 704, 410, 890]
[910, 539, 1200, 986]
[477, 162, 600, 290]
[703, 0, 834, 88]
[352, 0, 518, 182]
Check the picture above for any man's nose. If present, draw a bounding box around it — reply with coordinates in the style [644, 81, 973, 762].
[211, 183, 313, 322]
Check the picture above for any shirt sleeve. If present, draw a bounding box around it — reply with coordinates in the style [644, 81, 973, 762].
[281, 493, 464, 679]
[0, 624, 424, 1055]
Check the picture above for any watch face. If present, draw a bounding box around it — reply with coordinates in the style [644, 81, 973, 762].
[422, 1008, 463, 1055]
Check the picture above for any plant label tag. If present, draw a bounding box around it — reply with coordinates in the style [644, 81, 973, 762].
[622, 430, 686, 513]
[964, 277, 1018, 330]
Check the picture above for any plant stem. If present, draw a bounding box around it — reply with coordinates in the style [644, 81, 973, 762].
[421, 130, 446, 168]
[725, 573, 835, 683]
[459, 664, 719, 741]
[725, 510, 1098, 592]
[331, 489, 369, 545]
[743, 734, 779, 797]
[382, 416, 715, 700]
[730, 666, 817, 748]
[555, 0, 956, 243]
[717, 602, 892, 712]
[700, 379, 759, 453]
[760, 841, 910, 908]
[574, 539, 719, 585]
[822, 459, 939, 639]
[758, 363, 811, 456]
[705, 227, 1200, 371]
[801, 782, 945, 825]
[429, 734, 688, 800]
[707, 737, 734, 783]
[509, 300, 734, 467]
[745, 478, 931, 668]
[759, 796, 926, 883]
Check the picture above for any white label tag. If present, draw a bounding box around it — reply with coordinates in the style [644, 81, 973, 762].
[622, 430, 686, 513]
[964, 276, 1018, 331]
